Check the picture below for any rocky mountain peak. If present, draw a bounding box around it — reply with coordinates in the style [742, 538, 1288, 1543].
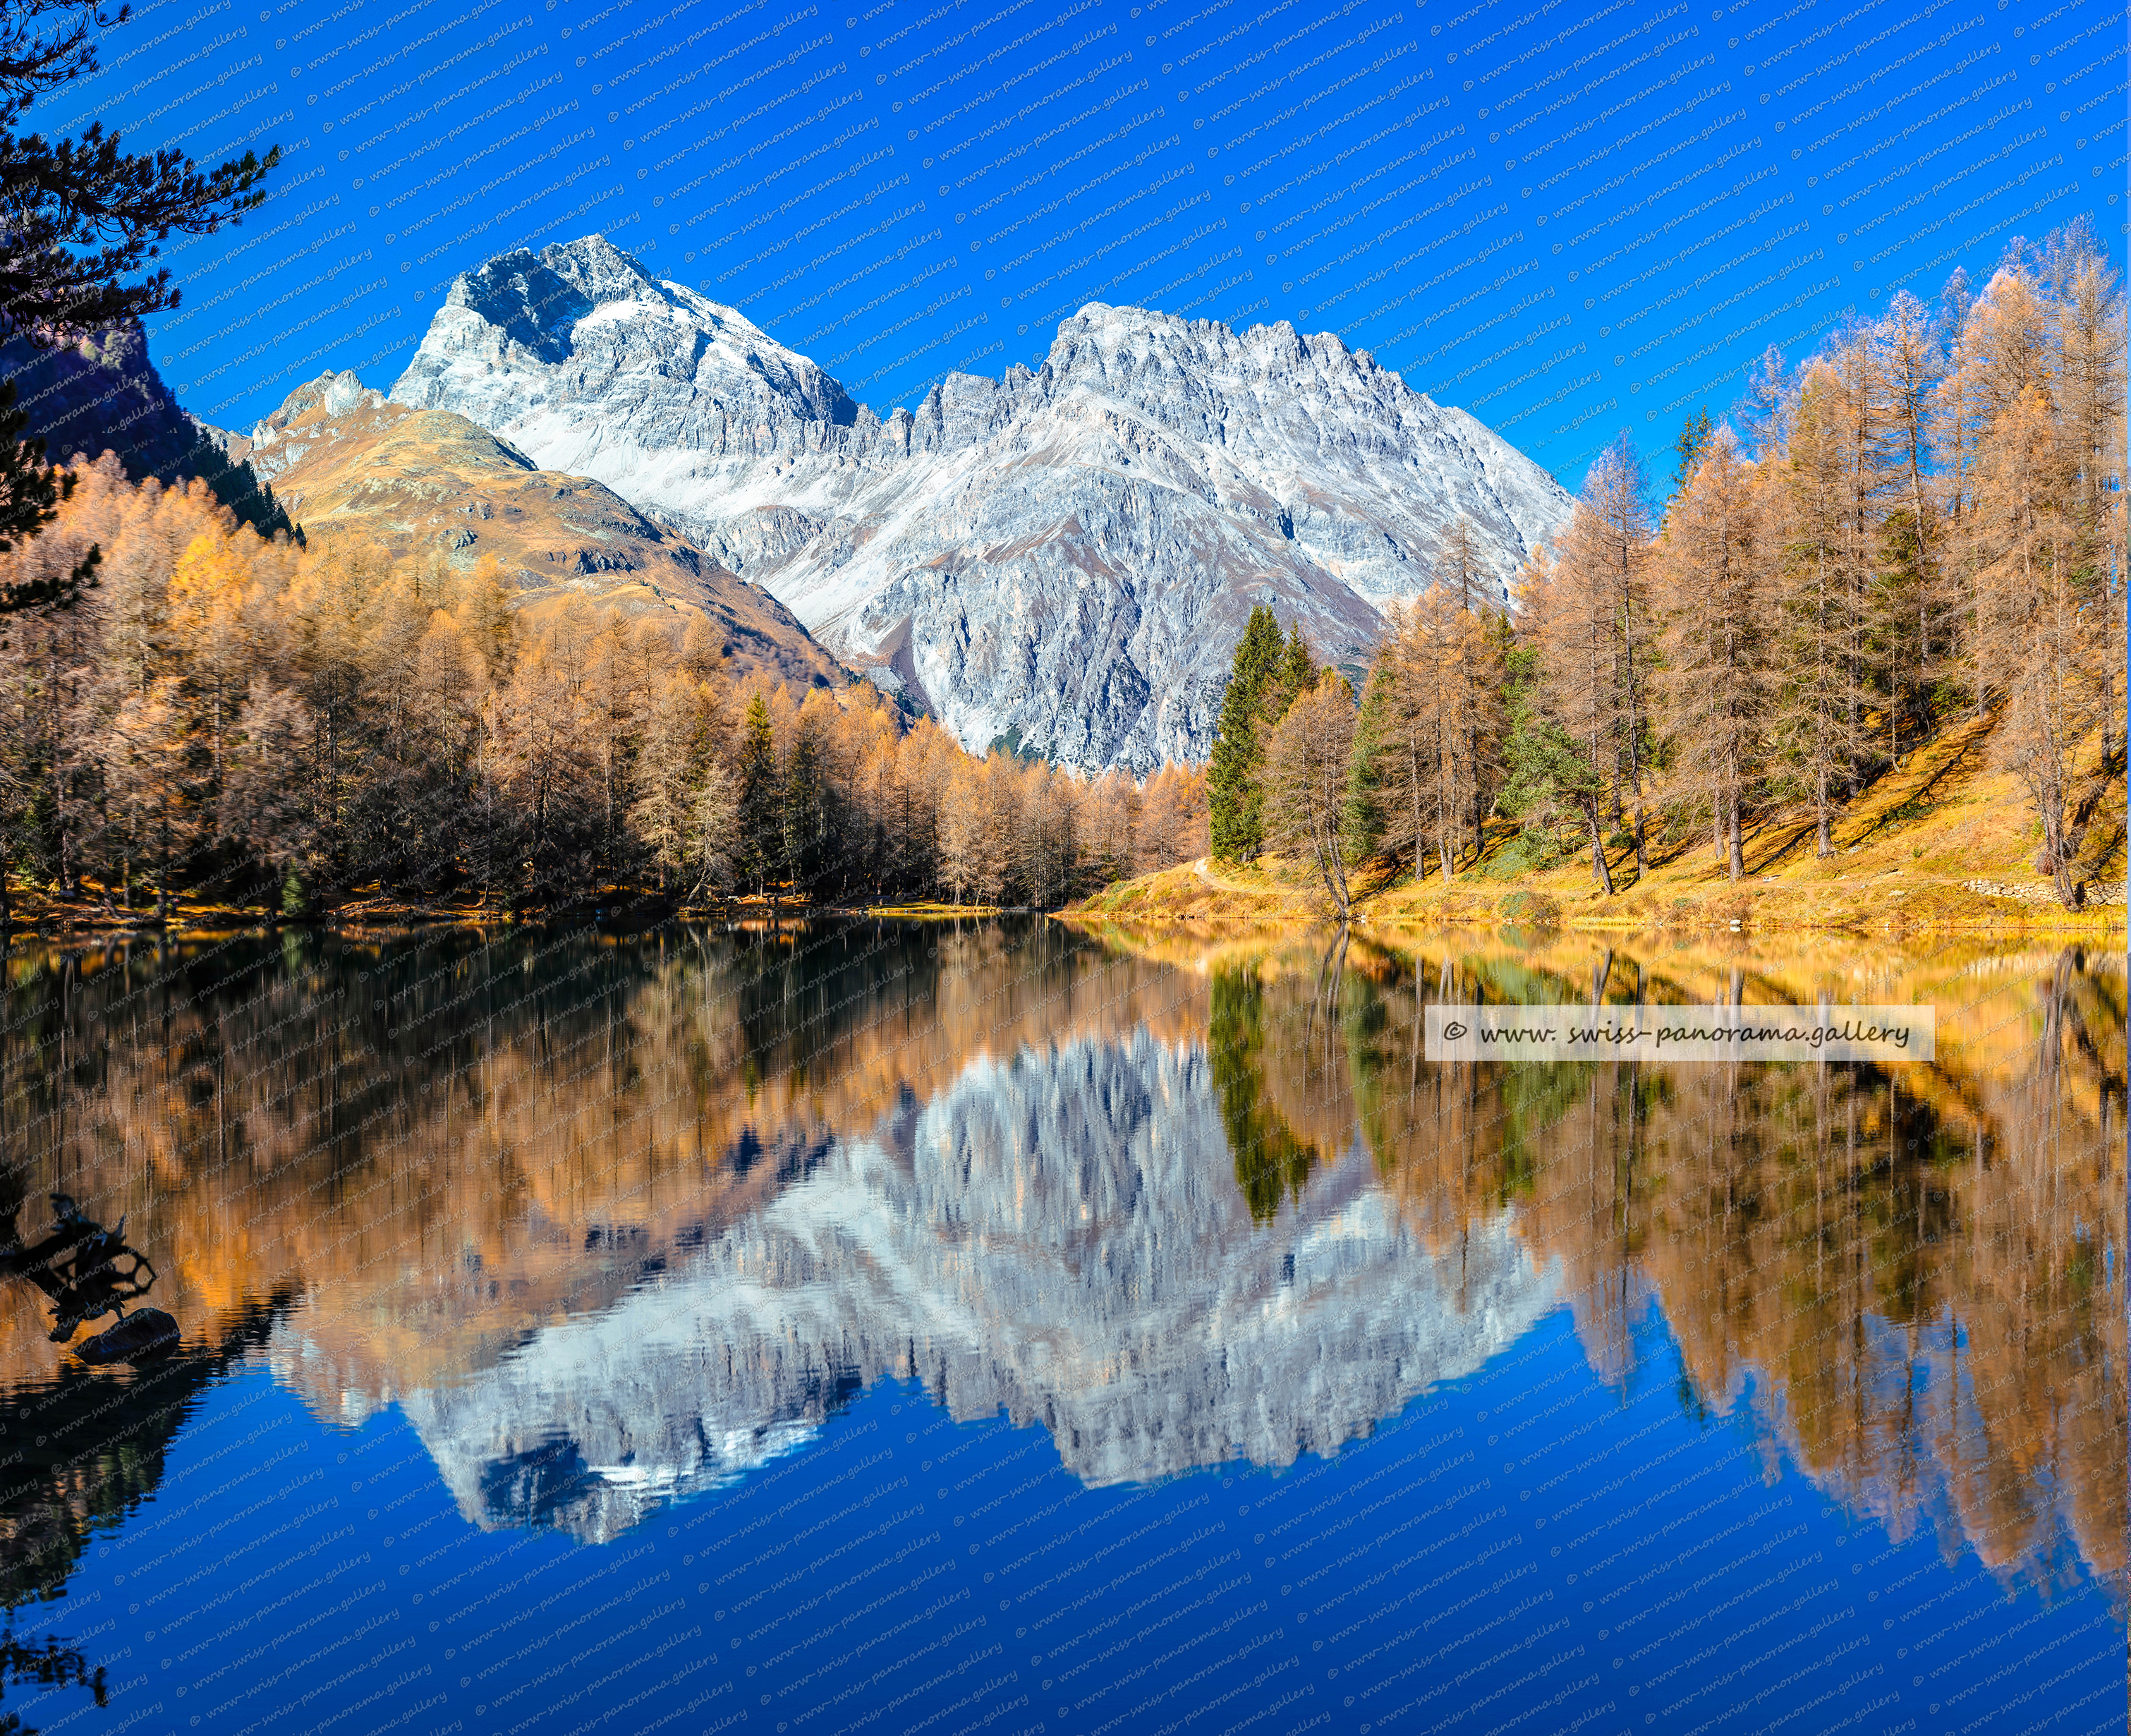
[253, 370, 387, 440]
[435, 236, 709, 372]
[446, 246, 597, 367]
[396, 236, 858, 440]
[538, 233, 664, 309]
[390, 233, 1577, 770]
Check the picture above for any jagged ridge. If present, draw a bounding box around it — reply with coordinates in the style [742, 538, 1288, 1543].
[0, 320, 296, 540]
[391, 236, 1577, 770]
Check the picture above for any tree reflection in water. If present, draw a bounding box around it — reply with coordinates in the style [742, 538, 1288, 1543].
[0, 1194, 171, 1358]
[1201, 929, 2125, 1599]
[0, 1296, 292, 1731]
[0, 1632, 107, 1736]
[0, 921, 2111, 1605]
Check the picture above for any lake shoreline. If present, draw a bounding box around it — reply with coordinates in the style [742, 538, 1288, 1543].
[13, 874, 2120, 944]
[1079, 706, 2128, 941]
[0, 885, 1036, 943]
[1063, 855, 2130, 941]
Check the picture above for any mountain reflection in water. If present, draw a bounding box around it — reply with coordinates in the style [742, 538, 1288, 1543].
[0, 920, 2116, 1620]
[403, 1023, 1550, 1540]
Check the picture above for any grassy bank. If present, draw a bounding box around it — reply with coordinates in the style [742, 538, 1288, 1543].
[1069, 714, 2127, 939]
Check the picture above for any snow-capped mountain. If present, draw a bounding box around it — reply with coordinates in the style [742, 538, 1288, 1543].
[395, 1028, 1553, 1541]
[391, 235, 1576, 770]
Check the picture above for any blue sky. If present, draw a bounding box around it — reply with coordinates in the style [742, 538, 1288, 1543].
[63, 0, 2130, 485]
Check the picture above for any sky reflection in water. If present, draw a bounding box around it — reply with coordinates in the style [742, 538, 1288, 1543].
[0, 918, 2117, 1736]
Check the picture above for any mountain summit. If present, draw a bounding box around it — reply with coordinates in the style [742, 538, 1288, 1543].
[392, 235, 1575, 770]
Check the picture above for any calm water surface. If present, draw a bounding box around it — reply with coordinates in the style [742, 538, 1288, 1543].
[0, 918, 2118, 1736]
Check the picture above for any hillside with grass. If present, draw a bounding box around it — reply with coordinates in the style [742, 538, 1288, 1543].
[1142, 229, 2127, 939]
[243, 371, 846, 692]
[1071, 708, 2127, 937]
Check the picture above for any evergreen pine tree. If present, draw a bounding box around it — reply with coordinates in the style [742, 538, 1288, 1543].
[1345, 655, 1394, 866]
[1670, 408, 1713, 499]
[1207, 603, 1285, 861]
[1274, 621, 1316, 715]
[736, 693, 780, 897]
[782, 729, 826, 899]
[0, 0, 281, 612]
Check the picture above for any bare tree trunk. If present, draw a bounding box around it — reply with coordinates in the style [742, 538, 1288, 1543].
[1625, 608, 1646, 874]
[1410, 738, 1426, 883]
[1587, 808, 1615, 894]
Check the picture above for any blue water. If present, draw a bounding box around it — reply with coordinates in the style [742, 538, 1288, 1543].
[0, 923, 2118, 1736]
[50, 1309, 2115, 1736]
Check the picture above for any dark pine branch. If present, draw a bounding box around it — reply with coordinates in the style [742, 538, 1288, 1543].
[0, 0, 279, 610]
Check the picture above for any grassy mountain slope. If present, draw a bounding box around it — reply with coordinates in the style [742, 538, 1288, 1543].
[249, 373, 846, 690]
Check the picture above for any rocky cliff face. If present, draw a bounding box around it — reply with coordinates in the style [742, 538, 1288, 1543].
[0, 320, 297, 540]
[396, 1028, 1555, 1541]
[391, 236, 1576, 770]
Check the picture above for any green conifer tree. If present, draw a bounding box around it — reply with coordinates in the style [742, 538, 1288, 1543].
[1670, 407, 1713, 499]
[1207, 603, 1285, 861]
[736, 693, 781, 897]
[782, 730, 826, 899]
[1344, 655, 1393, 864]
[1274, 621, 1316, 716]
[1497, 630, 1594, 871]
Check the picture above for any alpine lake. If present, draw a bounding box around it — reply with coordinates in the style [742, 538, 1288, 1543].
[0, 916, 2118, 1736]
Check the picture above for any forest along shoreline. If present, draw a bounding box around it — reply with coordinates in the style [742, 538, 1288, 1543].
[1065, 850, 2130, 942]
[0, 229, 2117, 944]
[1071, 698, 2129, 942]
[1081, 227, 2127, 942]
[0, 885, 1047, 941]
